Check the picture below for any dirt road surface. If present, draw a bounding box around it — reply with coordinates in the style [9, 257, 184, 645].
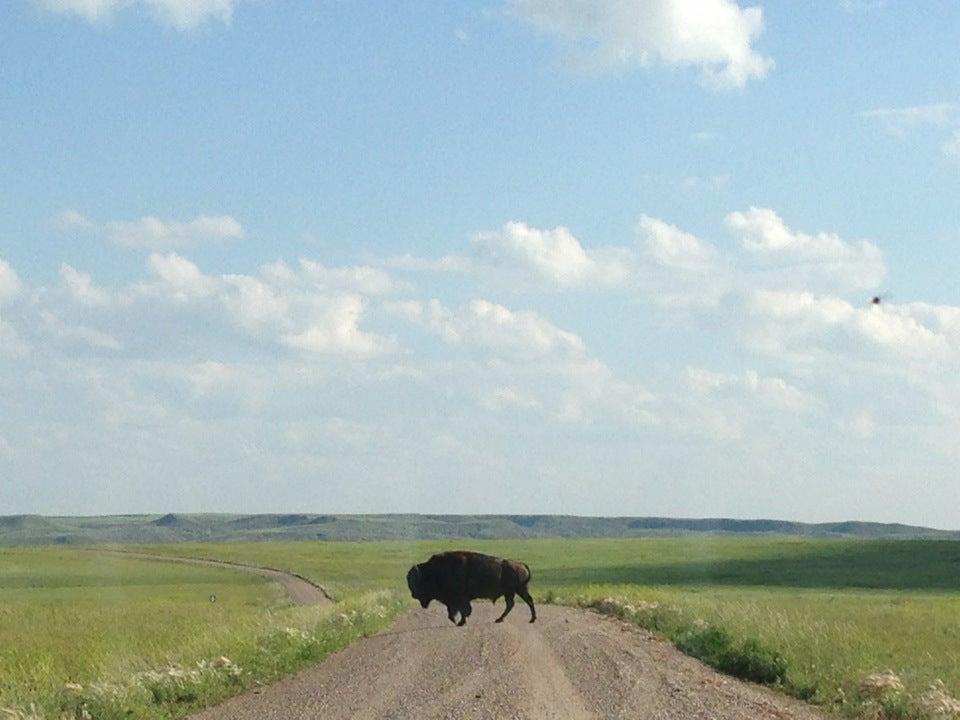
[190, 603, 825, 720]
[101, 550, 330, 606]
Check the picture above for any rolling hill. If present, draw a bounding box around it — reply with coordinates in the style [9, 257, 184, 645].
[1, 513, 958, 545]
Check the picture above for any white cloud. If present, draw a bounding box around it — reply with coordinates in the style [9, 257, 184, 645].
[641, 215, 719, 272]
[40, 310, 123, 351]
[381, 253, 473, 273]
[144, 252, 219, 301]
[107, 215, 244, 249]
[942, 129, 960, 158]
[281, 295, 396, 358]
[0, 259, 22, 304]
[56, 210, 244, 249]
[479, 386, 542, 411]
[839, 410, 876, 439]
[298, 259, 406, 296]
[680, 174, 730, 191]
[862, 103, 960, 161]
[54, 209, 96, 232]
[691, 130, 720, 143]
[0, 318, 30, 358]
[60, 265, 113, 307]
[744, 369, 812, 413]
[36, 0, 124, 24]
[725, 207, 885, 292]
[507, 0, 773, 89]
[862, 103, 957, 134]
[145, 0, 236, 29]
[390, 297, 585, 360]
[636, 215, 729, 307]
[473, 221, 631, 288]
[37, 0, 239, 29]
[746, 290, 954, 362]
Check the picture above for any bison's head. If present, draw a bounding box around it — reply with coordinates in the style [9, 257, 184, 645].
[406, 564, 431, 608]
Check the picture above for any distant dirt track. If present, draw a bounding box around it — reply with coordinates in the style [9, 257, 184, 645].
[100, 550, 331, 606]
[189, 603, 825, 720]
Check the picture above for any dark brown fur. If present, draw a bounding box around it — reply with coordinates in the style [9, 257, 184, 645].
[406, 550, 536, 626]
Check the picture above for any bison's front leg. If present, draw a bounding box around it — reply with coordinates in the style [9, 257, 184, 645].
[445, 603, 459, 625]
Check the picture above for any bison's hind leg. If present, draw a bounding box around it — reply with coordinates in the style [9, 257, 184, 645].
[457, 600, 472, 626]
[495, 593, 515, 623]
[518, 587, 536, 623]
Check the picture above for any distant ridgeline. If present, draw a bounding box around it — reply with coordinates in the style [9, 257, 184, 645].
[1, 513, 958, 546]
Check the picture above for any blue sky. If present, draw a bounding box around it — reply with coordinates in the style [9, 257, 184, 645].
[2, 0, 960, 527]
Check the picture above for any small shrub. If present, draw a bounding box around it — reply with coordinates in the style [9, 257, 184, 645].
[720, 637, 788, 686]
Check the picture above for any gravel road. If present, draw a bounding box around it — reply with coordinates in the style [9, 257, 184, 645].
[100, 550, 330, 606]
[189, 602, 825, 720]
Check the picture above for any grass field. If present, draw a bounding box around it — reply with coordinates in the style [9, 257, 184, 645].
[142, 536, 960, 718]
[0, 548, 404, 719]
[3, 537, 959, 719]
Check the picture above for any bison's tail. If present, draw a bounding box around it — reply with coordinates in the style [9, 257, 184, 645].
[521, 562, 532, 585]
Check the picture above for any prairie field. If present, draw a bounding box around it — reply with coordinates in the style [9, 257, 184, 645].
[3, 536, 959, 719]
[143, 536, 960, 716]
[0, 548, 404, 719]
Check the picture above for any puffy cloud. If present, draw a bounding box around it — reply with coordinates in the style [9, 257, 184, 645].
[60, 264, 113, 307]
[36, 0, 239, 29]
[636, 215, 729, 307]
[0, 258, 29, 358]
[389, 298, 585, 359]
[683, 366, 813, 416]
[30, 253, 400, 362]
[39, 310, 123, 351]
[388, 296, 655, 428]
[640, 215, 720, 272]
[743, 369, 812, 413]
[144, 252, 219, 301]
[55, 210, 243, 249]
[507, 0, 773, 89]
[298, 259, 407, 296]
[472, 221, 631, 288]
[746, 290, 955, 363]
[0, 259, 22, 304]
[0, 317, 29, 358]
[725, 207, 885, 292]
[281, 295, 396, 358]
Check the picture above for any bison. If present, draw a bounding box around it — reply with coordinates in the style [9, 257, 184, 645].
[406, 550, 536, 626]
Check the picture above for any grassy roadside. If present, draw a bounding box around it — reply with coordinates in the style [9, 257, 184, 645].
[547, 588, 960, 719]
[0, 548, 407, 719]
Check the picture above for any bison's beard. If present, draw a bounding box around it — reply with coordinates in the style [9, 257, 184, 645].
[419, 598, 430, 608]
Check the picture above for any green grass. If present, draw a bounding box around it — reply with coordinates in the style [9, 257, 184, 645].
[0, 548, 404, 719]
[5, 537, 960, 719]
[140, 536, 960, 718]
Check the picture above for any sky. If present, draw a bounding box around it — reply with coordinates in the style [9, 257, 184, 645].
[2, 0, 960, 527]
